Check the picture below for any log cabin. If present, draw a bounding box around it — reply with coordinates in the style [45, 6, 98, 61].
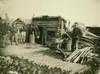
[32, 15, 67, 47]
[12, 18, 27, 30]
[12, 18, 31, 42]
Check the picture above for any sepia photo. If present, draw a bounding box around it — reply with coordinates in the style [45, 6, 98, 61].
[0, 0, 100, 74]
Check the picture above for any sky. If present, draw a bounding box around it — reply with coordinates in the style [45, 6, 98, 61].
[0, 0, 100, 26]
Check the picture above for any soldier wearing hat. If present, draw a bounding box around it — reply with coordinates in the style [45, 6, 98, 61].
[71, 22, 82, 52]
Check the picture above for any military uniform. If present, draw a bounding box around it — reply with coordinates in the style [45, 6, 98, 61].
[71, 27, 82, 51]
[10, 27, 18, 45]
[0, 24, 8, 47]
[20, 27, 26, 43]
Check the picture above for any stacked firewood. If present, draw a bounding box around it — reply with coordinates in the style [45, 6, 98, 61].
[66, 46, 94, 64]
[80, 31, 99, 46]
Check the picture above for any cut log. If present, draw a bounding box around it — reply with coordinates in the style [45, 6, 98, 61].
[73, 50, 85, 63]
[70, 51, 81, 62]
[66, 49, 79, 61]
[67, 47, 89, 60]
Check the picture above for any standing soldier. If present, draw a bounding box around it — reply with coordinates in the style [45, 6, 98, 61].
[10, 26, 18, 45]
[20, 26, 27, 44]
[30, 25, 35, 44]
[34, 26, 39, 43]
[0, 17, 7, 47]
[71, 22, 82, 52]
[1, 23, 7, 47]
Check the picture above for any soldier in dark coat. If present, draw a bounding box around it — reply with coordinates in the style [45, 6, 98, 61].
[71, 22, 82, 52]
[34, 26, 40, 43]
[0, 23, 7, 47]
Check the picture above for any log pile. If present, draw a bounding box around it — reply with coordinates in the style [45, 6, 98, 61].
[80, 31, 99, 45]
[66, 30, 100, 65]
[66, 47, 93, 64]
[65, 45, 100, 73]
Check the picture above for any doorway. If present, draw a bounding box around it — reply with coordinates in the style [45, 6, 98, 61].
[38, 26, 43, 44]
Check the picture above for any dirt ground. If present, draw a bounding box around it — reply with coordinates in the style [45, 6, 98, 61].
[0, 43, 89, 73]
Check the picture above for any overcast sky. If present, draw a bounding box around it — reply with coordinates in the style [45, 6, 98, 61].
[0, 0, 100, 26]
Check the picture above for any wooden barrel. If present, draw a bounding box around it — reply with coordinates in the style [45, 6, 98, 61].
[29, 34, 35, 43]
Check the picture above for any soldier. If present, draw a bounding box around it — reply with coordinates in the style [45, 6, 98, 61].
[1, 24, 7, 47]
[0, 17, 7, 47]
[4, 23, 11, 44]
[20, 26, 27, 44]
[10, 26, 18, 45]
[71, 22, 82, 52]
[34, 26, 40, 43]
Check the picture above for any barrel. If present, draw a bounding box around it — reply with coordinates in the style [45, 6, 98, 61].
[63, 38, 72, 51]
[66, 39, 72, 51]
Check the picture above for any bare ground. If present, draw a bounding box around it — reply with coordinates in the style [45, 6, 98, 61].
[0, 43, 89, 73]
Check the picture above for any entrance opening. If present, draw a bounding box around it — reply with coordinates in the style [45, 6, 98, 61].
[38, 27, 43, 44]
